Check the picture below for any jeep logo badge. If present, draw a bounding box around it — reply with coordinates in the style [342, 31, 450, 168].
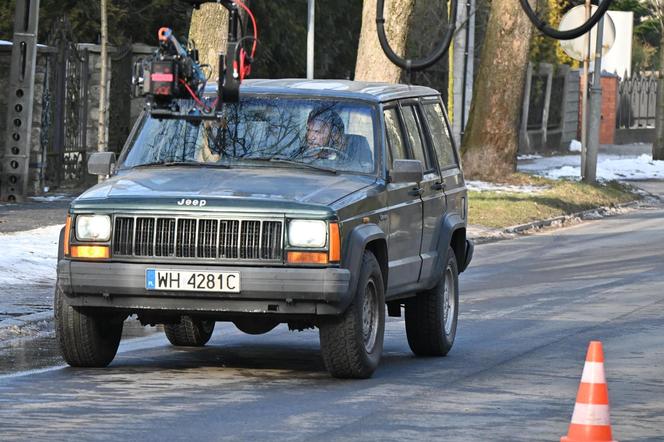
[177, 198, 207, 207]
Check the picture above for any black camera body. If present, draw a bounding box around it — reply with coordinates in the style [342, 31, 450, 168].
[133, 29, 208, 113]
[133, 1, 253, 117]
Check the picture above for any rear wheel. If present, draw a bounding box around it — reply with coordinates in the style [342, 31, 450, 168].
[164, 316, 215, 347]
[55, 285, 124, 367]
[319, 250, 385, 379]
[405, 247, 459, 356]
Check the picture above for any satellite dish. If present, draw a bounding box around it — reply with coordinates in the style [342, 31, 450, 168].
[559, 5, 616, 62]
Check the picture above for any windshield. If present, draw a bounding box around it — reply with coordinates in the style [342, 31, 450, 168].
[119, 97, 377, 174]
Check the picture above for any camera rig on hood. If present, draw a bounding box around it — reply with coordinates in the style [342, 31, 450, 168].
[132, 0, 257, 118]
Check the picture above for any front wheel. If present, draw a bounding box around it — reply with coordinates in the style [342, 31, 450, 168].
[319, 250, 385, 379]
[55, 285, 124, 367]
[405, 247, 459, 356]
[164, 316, 215, 347]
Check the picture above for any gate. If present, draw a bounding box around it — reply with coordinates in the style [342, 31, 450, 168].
[616, 73, 658, 129]
[45, 17, 89, 189]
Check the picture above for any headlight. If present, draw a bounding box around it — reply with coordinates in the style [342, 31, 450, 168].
[288, 220, 327, 248]
[76, 215, 111, 241]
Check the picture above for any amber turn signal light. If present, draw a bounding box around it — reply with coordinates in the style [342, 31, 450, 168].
[70, 245, 110, 259]
[287, 251, 329, 264]
[63, 215, 72, 256]
[328, 222, 340, 263]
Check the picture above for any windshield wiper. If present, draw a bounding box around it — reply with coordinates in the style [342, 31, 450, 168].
[234, 156, 339, 174]
[269, 158, 338, 174]
[133, 161, 231, 169]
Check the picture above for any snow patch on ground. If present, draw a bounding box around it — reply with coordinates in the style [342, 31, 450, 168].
[466, 180, 550, 194]
[28, 195, 71, 202]
[0, 225, 63, 286]
[516, 154, 543, 160]
[569, 140, 582, 152]
[518, 154, 664, 181]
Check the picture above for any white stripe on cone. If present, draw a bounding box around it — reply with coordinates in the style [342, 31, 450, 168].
[581, 362, 607, 384]
[571, 403, 612, 426]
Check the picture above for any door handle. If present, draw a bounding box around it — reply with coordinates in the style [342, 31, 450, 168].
[408, 187, 424, 196]
[432, 181, 445, 191]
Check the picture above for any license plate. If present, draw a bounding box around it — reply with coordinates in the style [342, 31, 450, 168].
[145, 269, 240, 293]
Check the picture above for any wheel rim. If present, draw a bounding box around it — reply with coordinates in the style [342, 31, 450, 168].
[362, 278, 379, 353]
[443, 266, 456, 335]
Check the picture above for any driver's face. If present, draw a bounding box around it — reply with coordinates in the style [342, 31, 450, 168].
[306, 119, 331, 148]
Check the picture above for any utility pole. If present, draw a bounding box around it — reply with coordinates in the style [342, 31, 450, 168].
[580, 0, 591, 180]
[98, 0, 109, 154]
[307, 0, 315, 79]
[584, 16, 605, 183]
[452, 0, 475, 147]
[0, 0, 40, 202]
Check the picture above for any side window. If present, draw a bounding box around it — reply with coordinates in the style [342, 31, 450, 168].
[401, 105, 432, 171]
[423, 102, 457, 169]
[384, 108, 407, 167]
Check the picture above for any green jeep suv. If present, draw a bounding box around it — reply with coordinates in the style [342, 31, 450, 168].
[55, 79, 473, 378]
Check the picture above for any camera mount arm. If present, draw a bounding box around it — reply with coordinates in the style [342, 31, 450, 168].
[134, 0, 257, 117]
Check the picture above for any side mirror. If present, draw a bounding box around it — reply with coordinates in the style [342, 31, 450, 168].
[390, 159, 424, 184]
[88, 152, 116, 176]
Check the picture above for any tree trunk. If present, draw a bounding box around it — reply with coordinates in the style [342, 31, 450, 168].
[460, 0, 533, 180]
[355, 0, 416, 83]
[97, 0, 108, 154]
[654, 31, 664, 161]
[189, 3, 229, 82]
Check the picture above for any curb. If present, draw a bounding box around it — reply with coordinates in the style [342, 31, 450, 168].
[469, 198, 651, 245]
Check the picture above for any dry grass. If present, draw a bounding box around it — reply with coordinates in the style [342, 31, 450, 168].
[468, 174, 638, 229]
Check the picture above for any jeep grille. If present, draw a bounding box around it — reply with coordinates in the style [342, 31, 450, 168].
[112, 216, 283, 261]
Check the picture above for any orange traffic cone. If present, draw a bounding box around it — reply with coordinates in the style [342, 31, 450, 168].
[561, 341, 617, 442]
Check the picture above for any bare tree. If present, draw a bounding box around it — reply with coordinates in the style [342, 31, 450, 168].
[355, 0, 416, 83]
[648, 0, 664, 160]
[460, 0, 533, 179]
[189, 3, 230, 82]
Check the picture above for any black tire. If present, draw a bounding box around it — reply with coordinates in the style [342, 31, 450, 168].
[164, 316, 215, 347]
[54, 285, 124, 367]
[319, 250, 385, 379]
[405, 247, 459, 356]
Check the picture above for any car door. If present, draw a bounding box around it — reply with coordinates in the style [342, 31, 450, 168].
[400, 100, 447, 283]
[420, 97, 466, 225]
[383, 105, 423, 295]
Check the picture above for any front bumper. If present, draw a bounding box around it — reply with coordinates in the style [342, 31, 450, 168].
[57, 260, 351, 316]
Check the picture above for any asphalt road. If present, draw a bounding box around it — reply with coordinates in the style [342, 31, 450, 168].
[0, 207, 663, 441]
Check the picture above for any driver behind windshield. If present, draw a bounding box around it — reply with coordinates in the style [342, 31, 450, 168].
[301, 108, 347, 159]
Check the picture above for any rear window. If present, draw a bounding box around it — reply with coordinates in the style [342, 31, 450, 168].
[422, 102, 456, 169]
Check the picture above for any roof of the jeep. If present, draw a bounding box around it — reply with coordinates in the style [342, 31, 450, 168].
[204, 79, 440, 103]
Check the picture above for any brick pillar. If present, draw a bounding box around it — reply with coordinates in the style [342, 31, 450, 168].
[578, 72, 619, 145]
[600, 74, 618, 144]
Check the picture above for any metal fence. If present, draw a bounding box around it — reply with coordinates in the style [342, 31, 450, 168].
[520, 63, 579, 153]
[45, 17, 89, 189]
[616, 73, 658, 129]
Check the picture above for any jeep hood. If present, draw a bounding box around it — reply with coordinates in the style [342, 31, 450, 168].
[73, 167, 376, 211]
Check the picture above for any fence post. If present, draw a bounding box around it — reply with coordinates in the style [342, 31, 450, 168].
[519, 62, 533, 154]
[540, 64, 553, 146]
[655, 76, 663, 161]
